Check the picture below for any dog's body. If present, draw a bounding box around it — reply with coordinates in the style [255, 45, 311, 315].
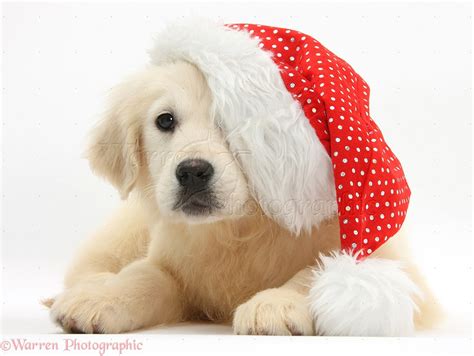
[48, 61, 439, 335]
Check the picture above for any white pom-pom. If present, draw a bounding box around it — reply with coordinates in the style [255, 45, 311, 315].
[308, 251, 422, 336]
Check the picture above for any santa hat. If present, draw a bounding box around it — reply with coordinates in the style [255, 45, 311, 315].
[150, 20, 410, 258]
[150, 20, 419, 335]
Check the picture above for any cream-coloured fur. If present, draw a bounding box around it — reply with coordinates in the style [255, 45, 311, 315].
[47, 61, 440, 335]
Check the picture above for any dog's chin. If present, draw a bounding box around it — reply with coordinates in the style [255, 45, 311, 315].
[178, 206, 226, 225]
[158, 189, 251, 225]
[182, 212, 225, 225]
[180, 199, 214, 216]
[169, 196, 226, 225]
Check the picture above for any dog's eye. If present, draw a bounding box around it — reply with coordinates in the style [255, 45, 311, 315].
[155, 112, 176, 132]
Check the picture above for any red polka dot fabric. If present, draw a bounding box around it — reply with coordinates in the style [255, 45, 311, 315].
[228, 23, 411, 259]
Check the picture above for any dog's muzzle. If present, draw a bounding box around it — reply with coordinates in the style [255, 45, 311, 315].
[173, 159, 219, 215]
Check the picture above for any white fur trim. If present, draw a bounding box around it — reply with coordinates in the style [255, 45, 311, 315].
[149, 19, 336, 234]
[309, 252, 422, 336]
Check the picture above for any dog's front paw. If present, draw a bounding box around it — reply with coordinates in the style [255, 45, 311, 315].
[233, 288, 314, 336]
[50, 283, 132, 334]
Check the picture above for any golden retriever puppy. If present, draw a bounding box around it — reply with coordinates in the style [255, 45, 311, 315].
[47, 61, 439, 335]
[47, 20, 441, 336]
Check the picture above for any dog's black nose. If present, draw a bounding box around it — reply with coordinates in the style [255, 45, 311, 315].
[176, 159, 214, 189]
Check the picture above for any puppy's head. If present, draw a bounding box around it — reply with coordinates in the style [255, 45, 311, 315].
[87, 61, 251, 223]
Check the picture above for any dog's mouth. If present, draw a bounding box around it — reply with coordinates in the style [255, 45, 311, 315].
[173, 189, 221, 216]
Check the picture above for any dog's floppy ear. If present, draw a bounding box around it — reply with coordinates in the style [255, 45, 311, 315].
[85, 84, 142, 200]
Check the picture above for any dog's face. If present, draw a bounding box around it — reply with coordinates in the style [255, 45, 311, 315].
[87, 61, 251, 223]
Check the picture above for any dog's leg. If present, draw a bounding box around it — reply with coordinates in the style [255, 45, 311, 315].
[62, 199, 151, 288]
[233, 239, 435, 336]
[232, 268, 315, 336]
[50, 258, 184, 333]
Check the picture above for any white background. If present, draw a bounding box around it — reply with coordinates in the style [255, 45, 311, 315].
[1, 2, 472, 355]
